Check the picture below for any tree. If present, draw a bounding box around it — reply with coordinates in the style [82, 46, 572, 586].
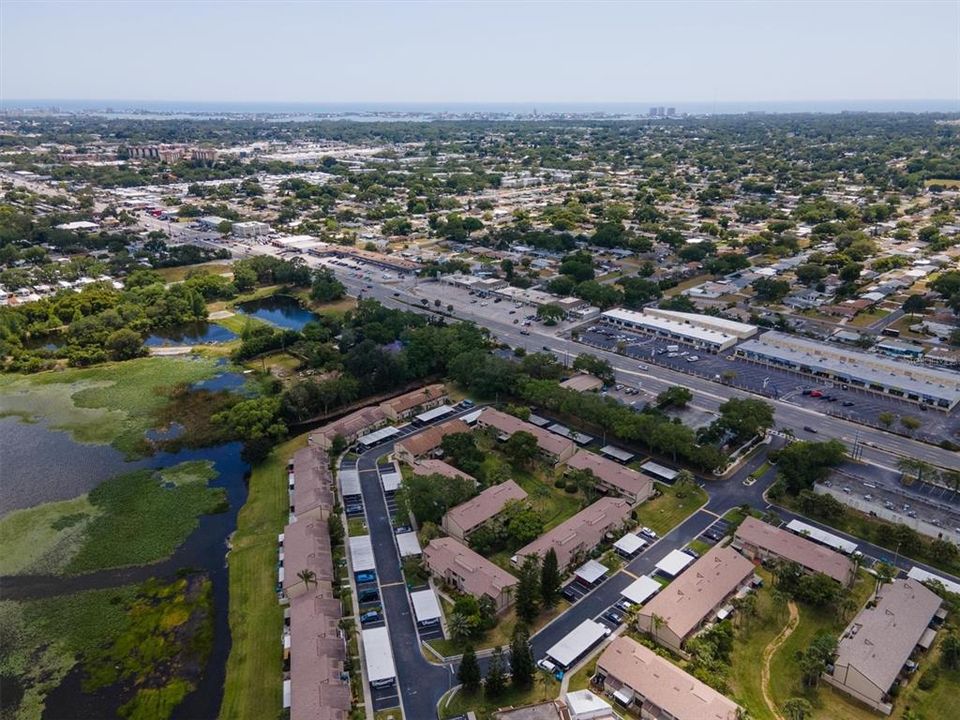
[941, 632, 960, 670]
[782, 697, 813, 720]
[397, 472, 475, 525]
[105, 328, 144, 360]
[900, 415, 921, 432]
[540, 548, 561, 607]
[484, 647, 507, 699]
[503, 500, 543, 545]
[536, 303, 565, 325]
[716, 398, 775, 442]
[503, 431, 539, 467]
[797, 632, 836, 687]
[213, 396, 287, 463]
[515, 556, 541, 625]
[458, 646, 482, 693]
[650, 613, 665, 645]
[902, 294, 929, 316]
[874, 561, 895, 594]
[572, 353, 615, 385]
[657, 386, 693, 409]
[310, 267, 346, 302]
[509, 625, 535, 688]
[777, 440, 847, 494]
[752, 278, 791, 303]
[878, 411, 894, 428]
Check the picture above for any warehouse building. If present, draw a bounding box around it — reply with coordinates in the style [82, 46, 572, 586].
[737, 331, 960, 410]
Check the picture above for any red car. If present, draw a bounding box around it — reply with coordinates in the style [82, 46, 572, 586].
[810, 390, 823, 398]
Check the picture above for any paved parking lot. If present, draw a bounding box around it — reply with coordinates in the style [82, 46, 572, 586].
[577, 325, 959, 444]
[696, 517, 731, 548]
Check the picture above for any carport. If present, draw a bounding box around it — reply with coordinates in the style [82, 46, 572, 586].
[621, 575, 661, 605]
[655, 549, 695, 577]
[396, 531, 422, 558]
[410, 588, 443, 627]
[574, 559, 608, 587]
[613, 533, 647, 558]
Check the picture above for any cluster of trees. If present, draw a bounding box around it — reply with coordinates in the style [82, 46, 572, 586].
[279, 303, 490, 422]
[457, 624, 535, 700]
[686, 621, 735, 692]
[774, 562, 842, 608]
[445, 350, 728, 472]
[769, 440, 847, 495]
[397, 472, 475, 526]
[469, 499, 544, 556]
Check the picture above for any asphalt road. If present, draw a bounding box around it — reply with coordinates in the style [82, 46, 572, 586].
[343, 409, 960, 718]
[225, 241, 956, 472]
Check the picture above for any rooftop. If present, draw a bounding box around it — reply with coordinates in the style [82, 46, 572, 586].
[565, 450, 653, 501]
[735, 517, 854, 584]
[444, 480, 528, 534]
[641, 544, 755, 640]
[597, 636, 740, 720]
[833, 579, 942, 693]
[396, 418, 470, 458]
[514, 496, 632, 568]
[424, 537, 518, 600]
[477, 407, 576, 459]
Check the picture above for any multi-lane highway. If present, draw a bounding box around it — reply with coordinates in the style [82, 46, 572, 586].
[329, 272, 959, 472]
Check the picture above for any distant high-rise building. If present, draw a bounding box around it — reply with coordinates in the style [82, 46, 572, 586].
[666, 107, 676, 117]
[649, 107, 658, 117]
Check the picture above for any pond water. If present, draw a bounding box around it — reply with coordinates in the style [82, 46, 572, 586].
[1, 375, 252, 720]
[0, 417, 150, 516]
[145, 322, 237, 347]
[236, 295, 319, 331]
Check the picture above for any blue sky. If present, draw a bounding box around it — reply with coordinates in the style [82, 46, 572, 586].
[2, 1, 958, 105]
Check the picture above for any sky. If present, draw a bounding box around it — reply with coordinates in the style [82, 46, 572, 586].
[2, 0, 958, 107]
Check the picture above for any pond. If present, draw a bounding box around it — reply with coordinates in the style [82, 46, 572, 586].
[0, 375, 252, 720]
[145, 322, 237, 347]
[236, 294, 320, 331]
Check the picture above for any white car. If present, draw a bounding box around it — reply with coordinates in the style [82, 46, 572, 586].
[537, 658, 557, 673]
[640, 527, 658, 539]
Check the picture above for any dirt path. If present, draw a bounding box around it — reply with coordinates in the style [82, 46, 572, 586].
[761, 600, 799, 720]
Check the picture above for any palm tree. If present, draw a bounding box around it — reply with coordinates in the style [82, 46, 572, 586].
[874, 561, 895, 595]
[837, 595, 858, 624]
[297, 569, 317, 589]
[650, 613, 665, 645]
[771, 587, 789, 622]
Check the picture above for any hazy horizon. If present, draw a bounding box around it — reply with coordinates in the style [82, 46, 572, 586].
[3, 1, 958, 107]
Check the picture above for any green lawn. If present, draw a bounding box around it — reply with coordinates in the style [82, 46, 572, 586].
[219, 432, 309, 720]
[633, 482, 708, 536]
[348, 519, 368, 537]
[0, 356, 220, 457]
[155, 262, 234, 283]
[849, 308, 890, 327]
[427, 601, 568, 658]
[767, 571, 876, 719]
[438, 675, 560, 720]
[727, 569, 783, 720]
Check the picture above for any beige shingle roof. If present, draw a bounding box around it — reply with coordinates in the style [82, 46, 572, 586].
[735, 516, 854, 584]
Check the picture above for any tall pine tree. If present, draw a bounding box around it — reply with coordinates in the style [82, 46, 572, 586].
[484, 646, 507, 699]
[540, 547, 561, 606]
[458, 645, 481, 694]
[515, 556, 541, 625]
[509, 625, 535, 688]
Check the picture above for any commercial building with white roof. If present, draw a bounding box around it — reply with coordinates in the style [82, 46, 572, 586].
[737, 331, 960, 410]
[601, 308, 753, 352]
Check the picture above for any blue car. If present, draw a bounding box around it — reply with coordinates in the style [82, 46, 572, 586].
[360, 610, 382, 625]
[355, 571, 376, 584]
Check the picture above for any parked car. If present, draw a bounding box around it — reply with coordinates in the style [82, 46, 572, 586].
[562, 587, 578, 602]
[355, 571, 376, 584]
[803, 426, 818, 433]
[640, 527, 658, 539]
[604, 610, 624, 625]
[360, 610, 382, 625]
[810, 390, 823, 397]
[358, 589, 380, 603]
